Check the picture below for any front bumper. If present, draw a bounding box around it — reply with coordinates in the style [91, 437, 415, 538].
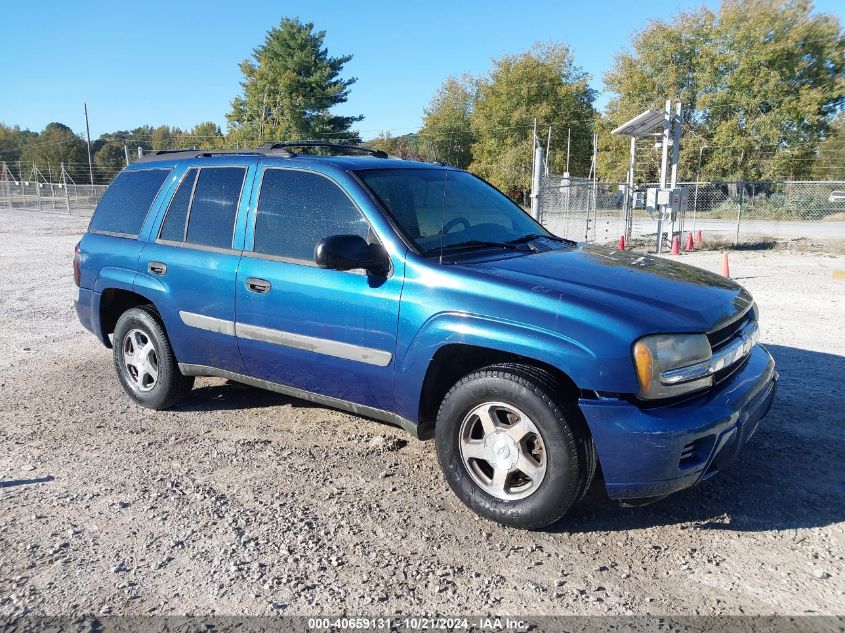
[579, 344, 778, 500]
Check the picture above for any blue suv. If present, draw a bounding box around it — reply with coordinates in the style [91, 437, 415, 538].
[74, 142, 778, 529]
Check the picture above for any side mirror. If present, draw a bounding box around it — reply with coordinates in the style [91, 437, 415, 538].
[314, 235, 390, 276]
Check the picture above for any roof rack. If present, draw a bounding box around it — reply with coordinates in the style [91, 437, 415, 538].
[135, 148, 295, 163]
[260, 141, 389, 159]
[134, 142, 389, 164]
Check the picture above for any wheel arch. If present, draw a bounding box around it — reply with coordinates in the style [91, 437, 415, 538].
[99, 287, 160, 347]
[417, 343, 582, 429]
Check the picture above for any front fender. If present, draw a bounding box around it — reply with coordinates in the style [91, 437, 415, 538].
[394, 311, 636, 423]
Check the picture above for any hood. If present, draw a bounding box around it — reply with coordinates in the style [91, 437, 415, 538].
[463, 244, 753, 334]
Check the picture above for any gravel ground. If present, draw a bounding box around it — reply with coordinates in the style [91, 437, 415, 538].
[0, 209, 843, 617]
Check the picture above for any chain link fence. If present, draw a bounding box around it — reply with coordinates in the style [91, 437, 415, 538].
[538, 176, 627, 245]
[0, 179, 106, 217]
[3, 157, 845, 247]
[1, 160, 119, 217]
[538, 173, 845, 248]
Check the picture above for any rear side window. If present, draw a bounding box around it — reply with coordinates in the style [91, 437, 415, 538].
[185, 167, 246, 249]
[159, 169, 198, 242]
[89, 169, 170, 236]
[254, 169, 370, 260]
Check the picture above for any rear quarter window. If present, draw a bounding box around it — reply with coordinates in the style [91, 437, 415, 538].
[89, 169, 171, 236]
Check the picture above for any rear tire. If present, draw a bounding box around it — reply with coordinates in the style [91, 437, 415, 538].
[112, 305, 194, 410]
[435, 363, 595, 529]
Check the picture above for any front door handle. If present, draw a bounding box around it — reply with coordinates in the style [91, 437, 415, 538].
[246, 278, 271, 294]
[148, 261, 167, 276]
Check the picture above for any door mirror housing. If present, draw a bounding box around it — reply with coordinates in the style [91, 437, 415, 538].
[314, 235, 390, 276]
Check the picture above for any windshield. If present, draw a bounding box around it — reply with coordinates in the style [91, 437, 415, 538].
[356, 169, 551, 255]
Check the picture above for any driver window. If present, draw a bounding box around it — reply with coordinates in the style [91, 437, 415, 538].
[253, 169, 373, 261]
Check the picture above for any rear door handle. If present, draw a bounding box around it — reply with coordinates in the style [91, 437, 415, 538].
[148, 261, 167, 276]
[246, 278, 271, 294]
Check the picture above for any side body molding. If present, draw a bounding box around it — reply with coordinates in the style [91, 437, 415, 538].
[178, 311, 393, 367]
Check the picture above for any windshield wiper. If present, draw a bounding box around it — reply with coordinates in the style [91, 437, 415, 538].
[506, 233, 567, 245]
[423, 240, 525, 256]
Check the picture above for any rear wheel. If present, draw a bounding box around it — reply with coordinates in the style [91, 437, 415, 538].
[113, 305, 194, 410]
[435, 363, 595, 529]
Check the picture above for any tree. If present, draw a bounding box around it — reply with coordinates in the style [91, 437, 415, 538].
[602, 0, 845, 181]
[227, 18, 362, 145]
[366, 132, 423, 159]
[0, 123, 38, 166]
[419, 76, 475, 168]
[19, 122, 88, 182]
[188, 122, 225, 149]
[470, 44, 596, 202]
[94, 142, 128, 178]
[148, 126, 180, 151]
[814, 114, 845, 179]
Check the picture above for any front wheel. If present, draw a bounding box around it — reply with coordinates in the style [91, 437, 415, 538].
[435, 364, 595, 529]
[112, 305, 194, 410]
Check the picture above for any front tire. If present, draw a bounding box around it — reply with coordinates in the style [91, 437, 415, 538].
[435, 363, 595, 529]
[112, 305, 194, 410]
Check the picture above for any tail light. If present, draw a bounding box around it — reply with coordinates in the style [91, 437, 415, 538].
[73, 242, 81, 287]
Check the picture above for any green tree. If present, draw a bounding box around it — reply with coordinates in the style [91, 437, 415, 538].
[19, 122, 88, 182]
[188, 122, 225, 149]
[470, 43, 596, 202]
[366, 132, 423, 159]
[227, 18, 362, 145]
[0, 123, 38, 166]
[602, 0, 845, 181]
[814, 114, 845, 179]
[94, 142, 128, 178]
[148, 125, 179, 151]
[419, 76, 475, 168]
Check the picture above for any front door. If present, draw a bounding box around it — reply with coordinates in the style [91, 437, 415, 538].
[234, 166, 403, 412]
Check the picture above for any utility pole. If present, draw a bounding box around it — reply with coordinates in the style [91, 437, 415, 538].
[565, 128, 571, 175]
[692, 145, 707, 239]
[656, 100, 672, 253]
[669, 101, 682, 241]
[669, 101, 682, 189]
[84, 102, 95, 186]
[529, 119, 544, 222]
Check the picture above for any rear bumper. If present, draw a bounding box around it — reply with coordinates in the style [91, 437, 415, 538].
[579, 344, 777, 500]
[74, 287, 109, 347]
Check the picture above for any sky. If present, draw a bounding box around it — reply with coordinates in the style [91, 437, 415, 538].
[1, 0, 843, 140]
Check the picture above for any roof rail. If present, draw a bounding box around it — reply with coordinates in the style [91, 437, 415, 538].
[260, 141, 389, 159]
[133, 142, 390, 164]
[135, 148, 295, 163]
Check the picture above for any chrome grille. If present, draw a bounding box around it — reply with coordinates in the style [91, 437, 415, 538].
[708, 309, 753, 352]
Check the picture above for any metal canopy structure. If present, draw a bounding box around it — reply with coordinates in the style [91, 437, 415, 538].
[612, 102, 683, 253]
[610, 109, 665, 138]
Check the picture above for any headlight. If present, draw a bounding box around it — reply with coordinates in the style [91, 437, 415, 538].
[633, 333, 712, 399]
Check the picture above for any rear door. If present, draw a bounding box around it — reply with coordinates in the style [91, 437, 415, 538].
[234, 165, 403, 412]
[137, 159, 256, 374]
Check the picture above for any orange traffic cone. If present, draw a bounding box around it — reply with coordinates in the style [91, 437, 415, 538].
[721, 252, 731, 277]
[617, 235, 625, 250]
[696, 230, 703, 247]
[686, 232, 694, 251]
[670, 235, 680, 255]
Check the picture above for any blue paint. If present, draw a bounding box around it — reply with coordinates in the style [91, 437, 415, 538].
[75, 154, 777, 501]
